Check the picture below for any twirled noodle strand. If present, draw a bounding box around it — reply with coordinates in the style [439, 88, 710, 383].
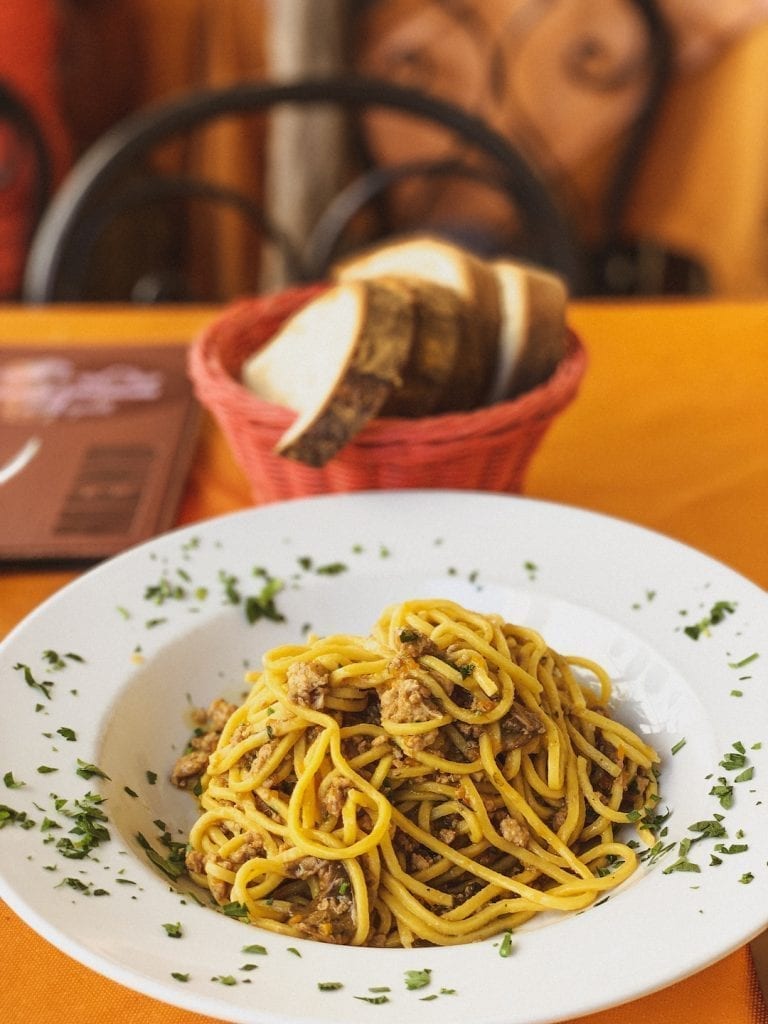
[180, 598, 661, 947]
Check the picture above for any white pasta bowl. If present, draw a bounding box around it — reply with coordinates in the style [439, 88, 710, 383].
[0, 490, 766, 1024]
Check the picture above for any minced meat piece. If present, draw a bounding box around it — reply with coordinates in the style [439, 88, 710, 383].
[286, 856, 356, 944]
[321, 775, 352, 818]
[246, 738, 280, 787]
[206, 698, 238, 731]
[286, 660, 330, 709]
[170, 749, 209, 789]
[380, 676, 440, 724]
[498, 815, 530, 847]
[185, 849, 206, 875]
[396, 629, 441, 660]
[499, 702, 545, 750]
[173, 697, 238, 788]
[189, 730, 220, 753]
[221, 831, 265, 869]
[399, 727, 442, 756]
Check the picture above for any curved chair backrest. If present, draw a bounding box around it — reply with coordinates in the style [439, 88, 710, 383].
[0, 79, 52, 299]
[22, 75, 583, 303]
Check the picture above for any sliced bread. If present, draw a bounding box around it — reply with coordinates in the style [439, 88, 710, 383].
[485, 260, 568, 403]
[375, 276, 474, 416]
[333, 234, 500, 405]
[241, 279, 415, 467]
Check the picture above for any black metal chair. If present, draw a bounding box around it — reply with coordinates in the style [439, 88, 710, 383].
[586, 0, 708, 295]
[0, 79, 52, 300]
[21, 74, 583, 304]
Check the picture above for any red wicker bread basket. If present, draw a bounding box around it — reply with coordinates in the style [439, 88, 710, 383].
[188, 284, 588, 505]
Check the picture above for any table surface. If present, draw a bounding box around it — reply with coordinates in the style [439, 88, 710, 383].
[1, 299, 767, 1024]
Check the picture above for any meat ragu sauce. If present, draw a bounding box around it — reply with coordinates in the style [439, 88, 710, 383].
[170, 599, 660, 946]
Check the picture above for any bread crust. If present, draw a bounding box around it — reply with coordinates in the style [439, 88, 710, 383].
[333, 234, 500, 410]
[489, 261, 567, 401]
[252, 279, 415, 467]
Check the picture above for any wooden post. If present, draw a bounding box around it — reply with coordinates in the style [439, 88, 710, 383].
[261, 0, 349, 290]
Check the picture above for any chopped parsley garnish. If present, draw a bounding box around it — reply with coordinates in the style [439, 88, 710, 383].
[171, 972, 190, 982]
[219, 571, 241, 604]
[709, 778, 734, 809]
[720, 750, 747, 772]
[404, 968, 431, 990]
[244, 576, 285, 625]
[670, 737, 686, 755]
[355, 994, 389, 1005]
[136, 832, 187, 880]
[76, 759, 110, 781]
[222, 901, 249, 919]
[217, 568, 286, 624]
[687, 817, 727, 841]
[57, 727, 77, 742]
[144, 576, 187, 605]
[3, 771, 24, 789]
[683, 600, 736, 639]
[0, 804, 35, 830]
[318, 981, 343, 991]
[14, 662, 53, 700]
[242, 944, 268, 955]
[639, 839, 675, 865]
[54, 791, 110, 859]
[315, 562, 348, 576]
[634, 805, 672, 836]
[728, 652, 759, 669]
[42, 649, 67, 669]
[498, 930, 514, 957]
[162, 922, 183, 938]
[42, 650, 84, 669]
[662, 841, 701, 875]
[57, 877, 108, 896]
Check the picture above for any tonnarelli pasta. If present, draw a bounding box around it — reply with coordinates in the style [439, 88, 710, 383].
[181, 598, 661, 947]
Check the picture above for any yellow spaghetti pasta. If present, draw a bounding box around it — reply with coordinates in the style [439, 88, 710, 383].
[180, 598, 661, 947]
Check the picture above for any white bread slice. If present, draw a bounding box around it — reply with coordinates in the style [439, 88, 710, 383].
[241, 279, 415, 467]
[486, 261, 568, 403]
[333, 235, 500, 406]
[374, 276, 466, 417]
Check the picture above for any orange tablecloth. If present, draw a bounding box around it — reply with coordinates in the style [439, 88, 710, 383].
[1, 300, 767, 1024]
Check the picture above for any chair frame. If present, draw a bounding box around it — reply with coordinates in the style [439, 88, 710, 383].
[0, 79, 52, 298]
[22, 74, 583, 303]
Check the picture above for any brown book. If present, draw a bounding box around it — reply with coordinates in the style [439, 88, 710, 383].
[0, 344, 201, 563]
